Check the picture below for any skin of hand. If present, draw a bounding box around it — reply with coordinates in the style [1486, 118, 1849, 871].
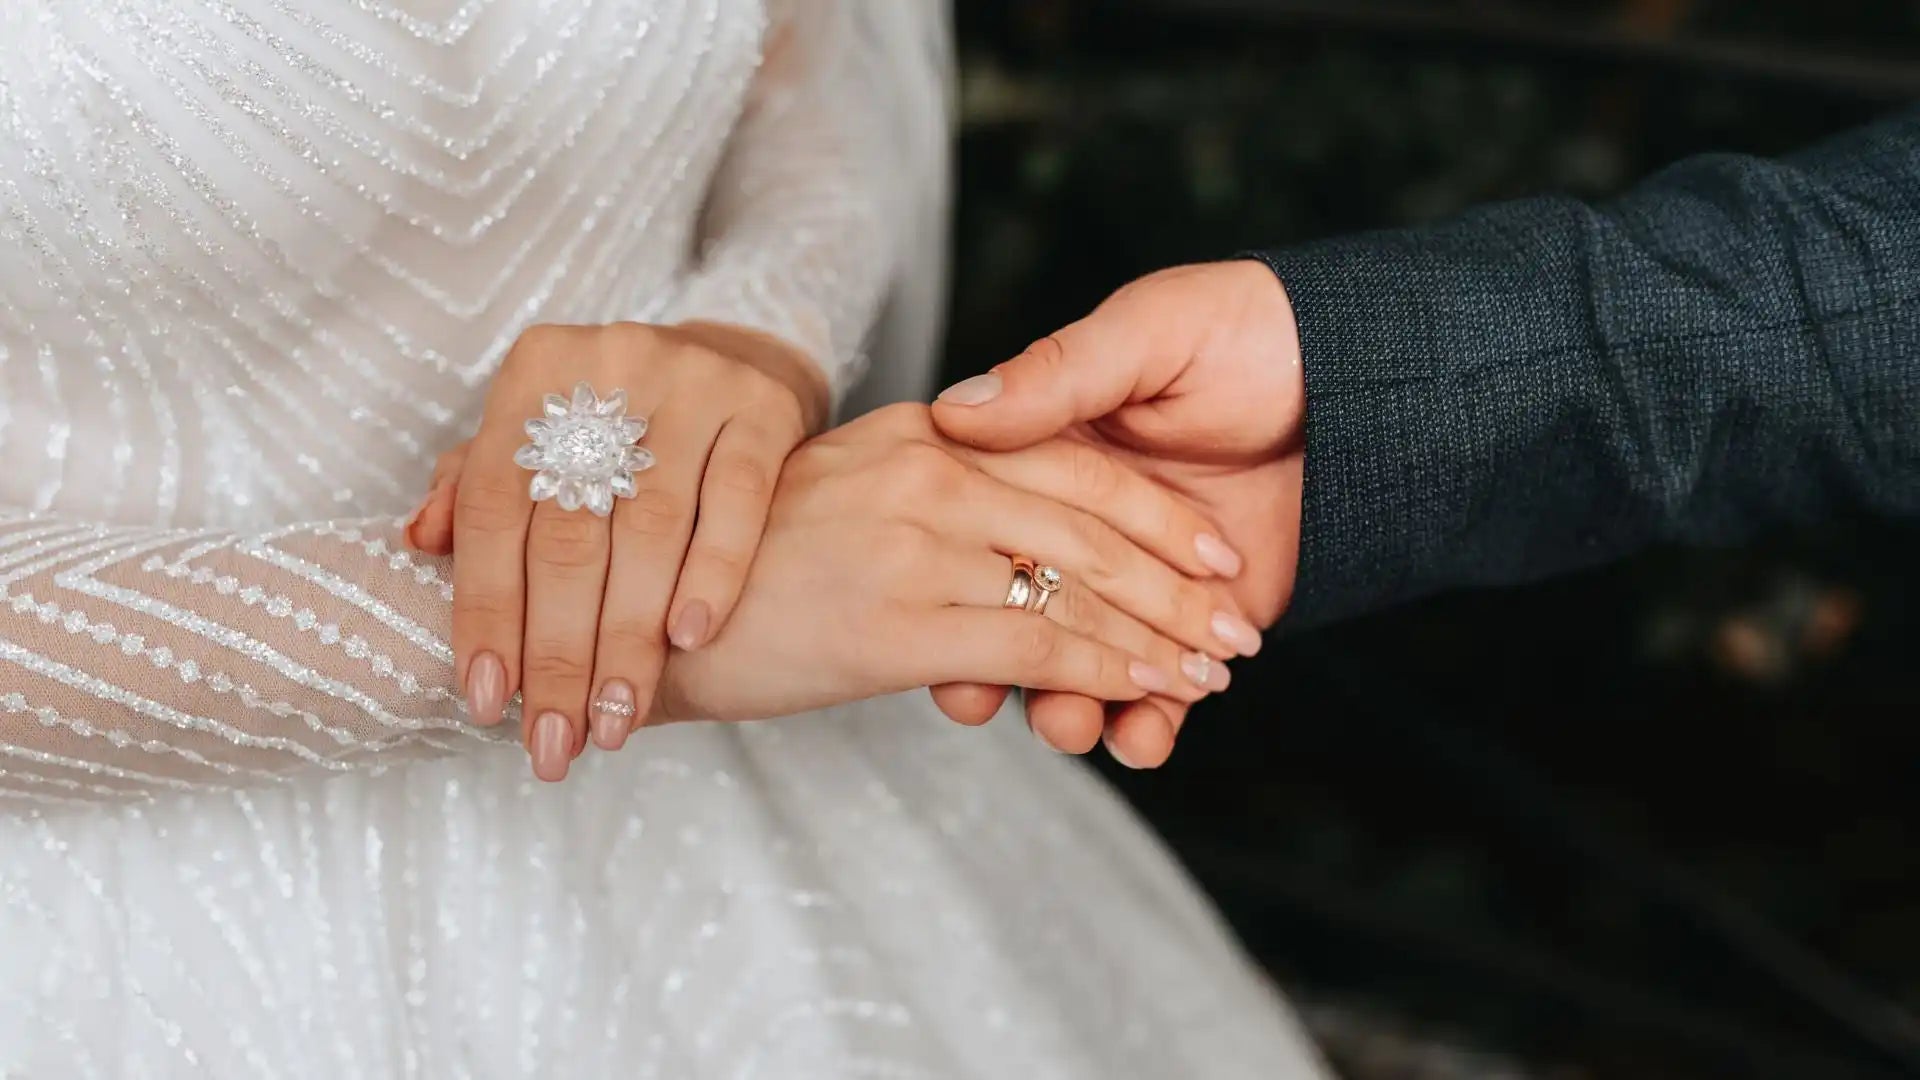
[928, 260, 1307, 769]
[417, 319, 828, 782]
[408, 403, 1261, 752]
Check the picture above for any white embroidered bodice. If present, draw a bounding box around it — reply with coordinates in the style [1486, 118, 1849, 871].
[0, 0, 950, 803]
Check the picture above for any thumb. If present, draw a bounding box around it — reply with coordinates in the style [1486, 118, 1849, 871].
[932, 301, 1158, 452]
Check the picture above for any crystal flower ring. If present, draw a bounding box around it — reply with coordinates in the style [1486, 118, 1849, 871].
[514, 381, 654, 516]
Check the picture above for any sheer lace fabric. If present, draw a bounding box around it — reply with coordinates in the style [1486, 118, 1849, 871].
[0, 512, 483, 803]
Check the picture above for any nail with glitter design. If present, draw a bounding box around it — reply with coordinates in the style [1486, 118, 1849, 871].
[590, 680, 637, 751]
[530, 711, 572, 782]
[1180, 651, 1228, 691]
[466, 651, 507, 727]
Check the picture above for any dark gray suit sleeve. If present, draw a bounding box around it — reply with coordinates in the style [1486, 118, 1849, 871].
[1250, 106, 1920, 628]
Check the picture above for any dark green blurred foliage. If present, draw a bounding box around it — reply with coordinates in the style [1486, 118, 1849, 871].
[945, 3, 1920, 1077]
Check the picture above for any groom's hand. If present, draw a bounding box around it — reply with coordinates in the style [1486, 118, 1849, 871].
[930, 260, 1307, 768]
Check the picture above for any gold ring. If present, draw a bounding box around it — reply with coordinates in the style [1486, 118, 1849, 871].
[1004, 557, 1036, 610]
[1029, 564, 1062, 617]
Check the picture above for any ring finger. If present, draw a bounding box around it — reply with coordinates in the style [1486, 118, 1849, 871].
[959, 480, 1240, 664]
[588, 403, 710, 750]
[949, 547, 1225, 703]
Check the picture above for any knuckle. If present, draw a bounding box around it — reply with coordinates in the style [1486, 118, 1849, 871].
[453, 589, 517, 627]
[614, 487, 685, 540]
[748, 386, 807, 437]
[1015, 620, 1065, 677]
[685, 543, 751, 584]
[668, 341, 724, 379]
[706, 453, 774, 500]
[514, 323, 573, 356]
[609, 320, 665, 352]
[729, 360, 778, 393]
[1023, 334, 1069, 374]
[523, 647, 592, 685]
[529, 514, 606, 570]
[454, 475, 528, 533]
[597, 618, 666, 663]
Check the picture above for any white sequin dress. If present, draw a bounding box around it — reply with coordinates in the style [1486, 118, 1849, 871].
[0, 3, 1327, 1075]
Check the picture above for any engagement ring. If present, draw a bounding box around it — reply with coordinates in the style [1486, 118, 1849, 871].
[1029, 564, 1062, 616]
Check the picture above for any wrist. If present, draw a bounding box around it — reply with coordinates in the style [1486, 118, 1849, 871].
[1272, 272, 1306, 622]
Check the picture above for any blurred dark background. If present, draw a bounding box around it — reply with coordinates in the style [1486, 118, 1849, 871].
[942, 3, 1920, 1077]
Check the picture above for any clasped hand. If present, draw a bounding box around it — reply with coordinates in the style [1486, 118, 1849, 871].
[406, 322, 1259, 780]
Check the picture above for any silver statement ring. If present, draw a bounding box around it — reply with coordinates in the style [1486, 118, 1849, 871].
[514, 381, 654, 517]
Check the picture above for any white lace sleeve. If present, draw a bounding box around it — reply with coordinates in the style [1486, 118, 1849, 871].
[0, 511, 494, 807]
[664, 1, 954, 407]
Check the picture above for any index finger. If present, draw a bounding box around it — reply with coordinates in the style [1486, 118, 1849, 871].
[450, 425, 536, 728]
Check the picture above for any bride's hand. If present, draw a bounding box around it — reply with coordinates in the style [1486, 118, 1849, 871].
[414, 320, 827, 780]
[649, 404, 1255, 738]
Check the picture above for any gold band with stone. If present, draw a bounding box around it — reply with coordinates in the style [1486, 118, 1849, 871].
[1028, 564, 1062, 616]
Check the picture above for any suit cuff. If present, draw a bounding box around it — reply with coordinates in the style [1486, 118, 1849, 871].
[1239, 247, 1439, 628]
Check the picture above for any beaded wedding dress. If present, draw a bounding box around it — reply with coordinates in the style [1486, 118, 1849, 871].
[0, 3, 1326, 1075]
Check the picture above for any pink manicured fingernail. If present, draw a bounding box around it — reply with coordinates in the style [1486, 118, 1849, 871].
[531, 711, 571, 782]
[402, 494, 432, 533]
[936, 372, 1002, 406]
[466, 652, 506, 727]
[590, 680, 636, 751]
[1128, 660, 1172, 693]
[1211, 611, 1263, 657]
[669, 600, 711, 650]
[1180, 651, 1229, 691]
[1103, 733, 1145, 770]
[1194, 533, 1243, 577]
[401, 487, 439, 550]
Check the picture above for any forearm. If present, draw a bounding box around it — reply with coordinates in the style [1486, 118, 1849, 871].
[0, 511, 504, 807]
[1256, 106, 1920, 626]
